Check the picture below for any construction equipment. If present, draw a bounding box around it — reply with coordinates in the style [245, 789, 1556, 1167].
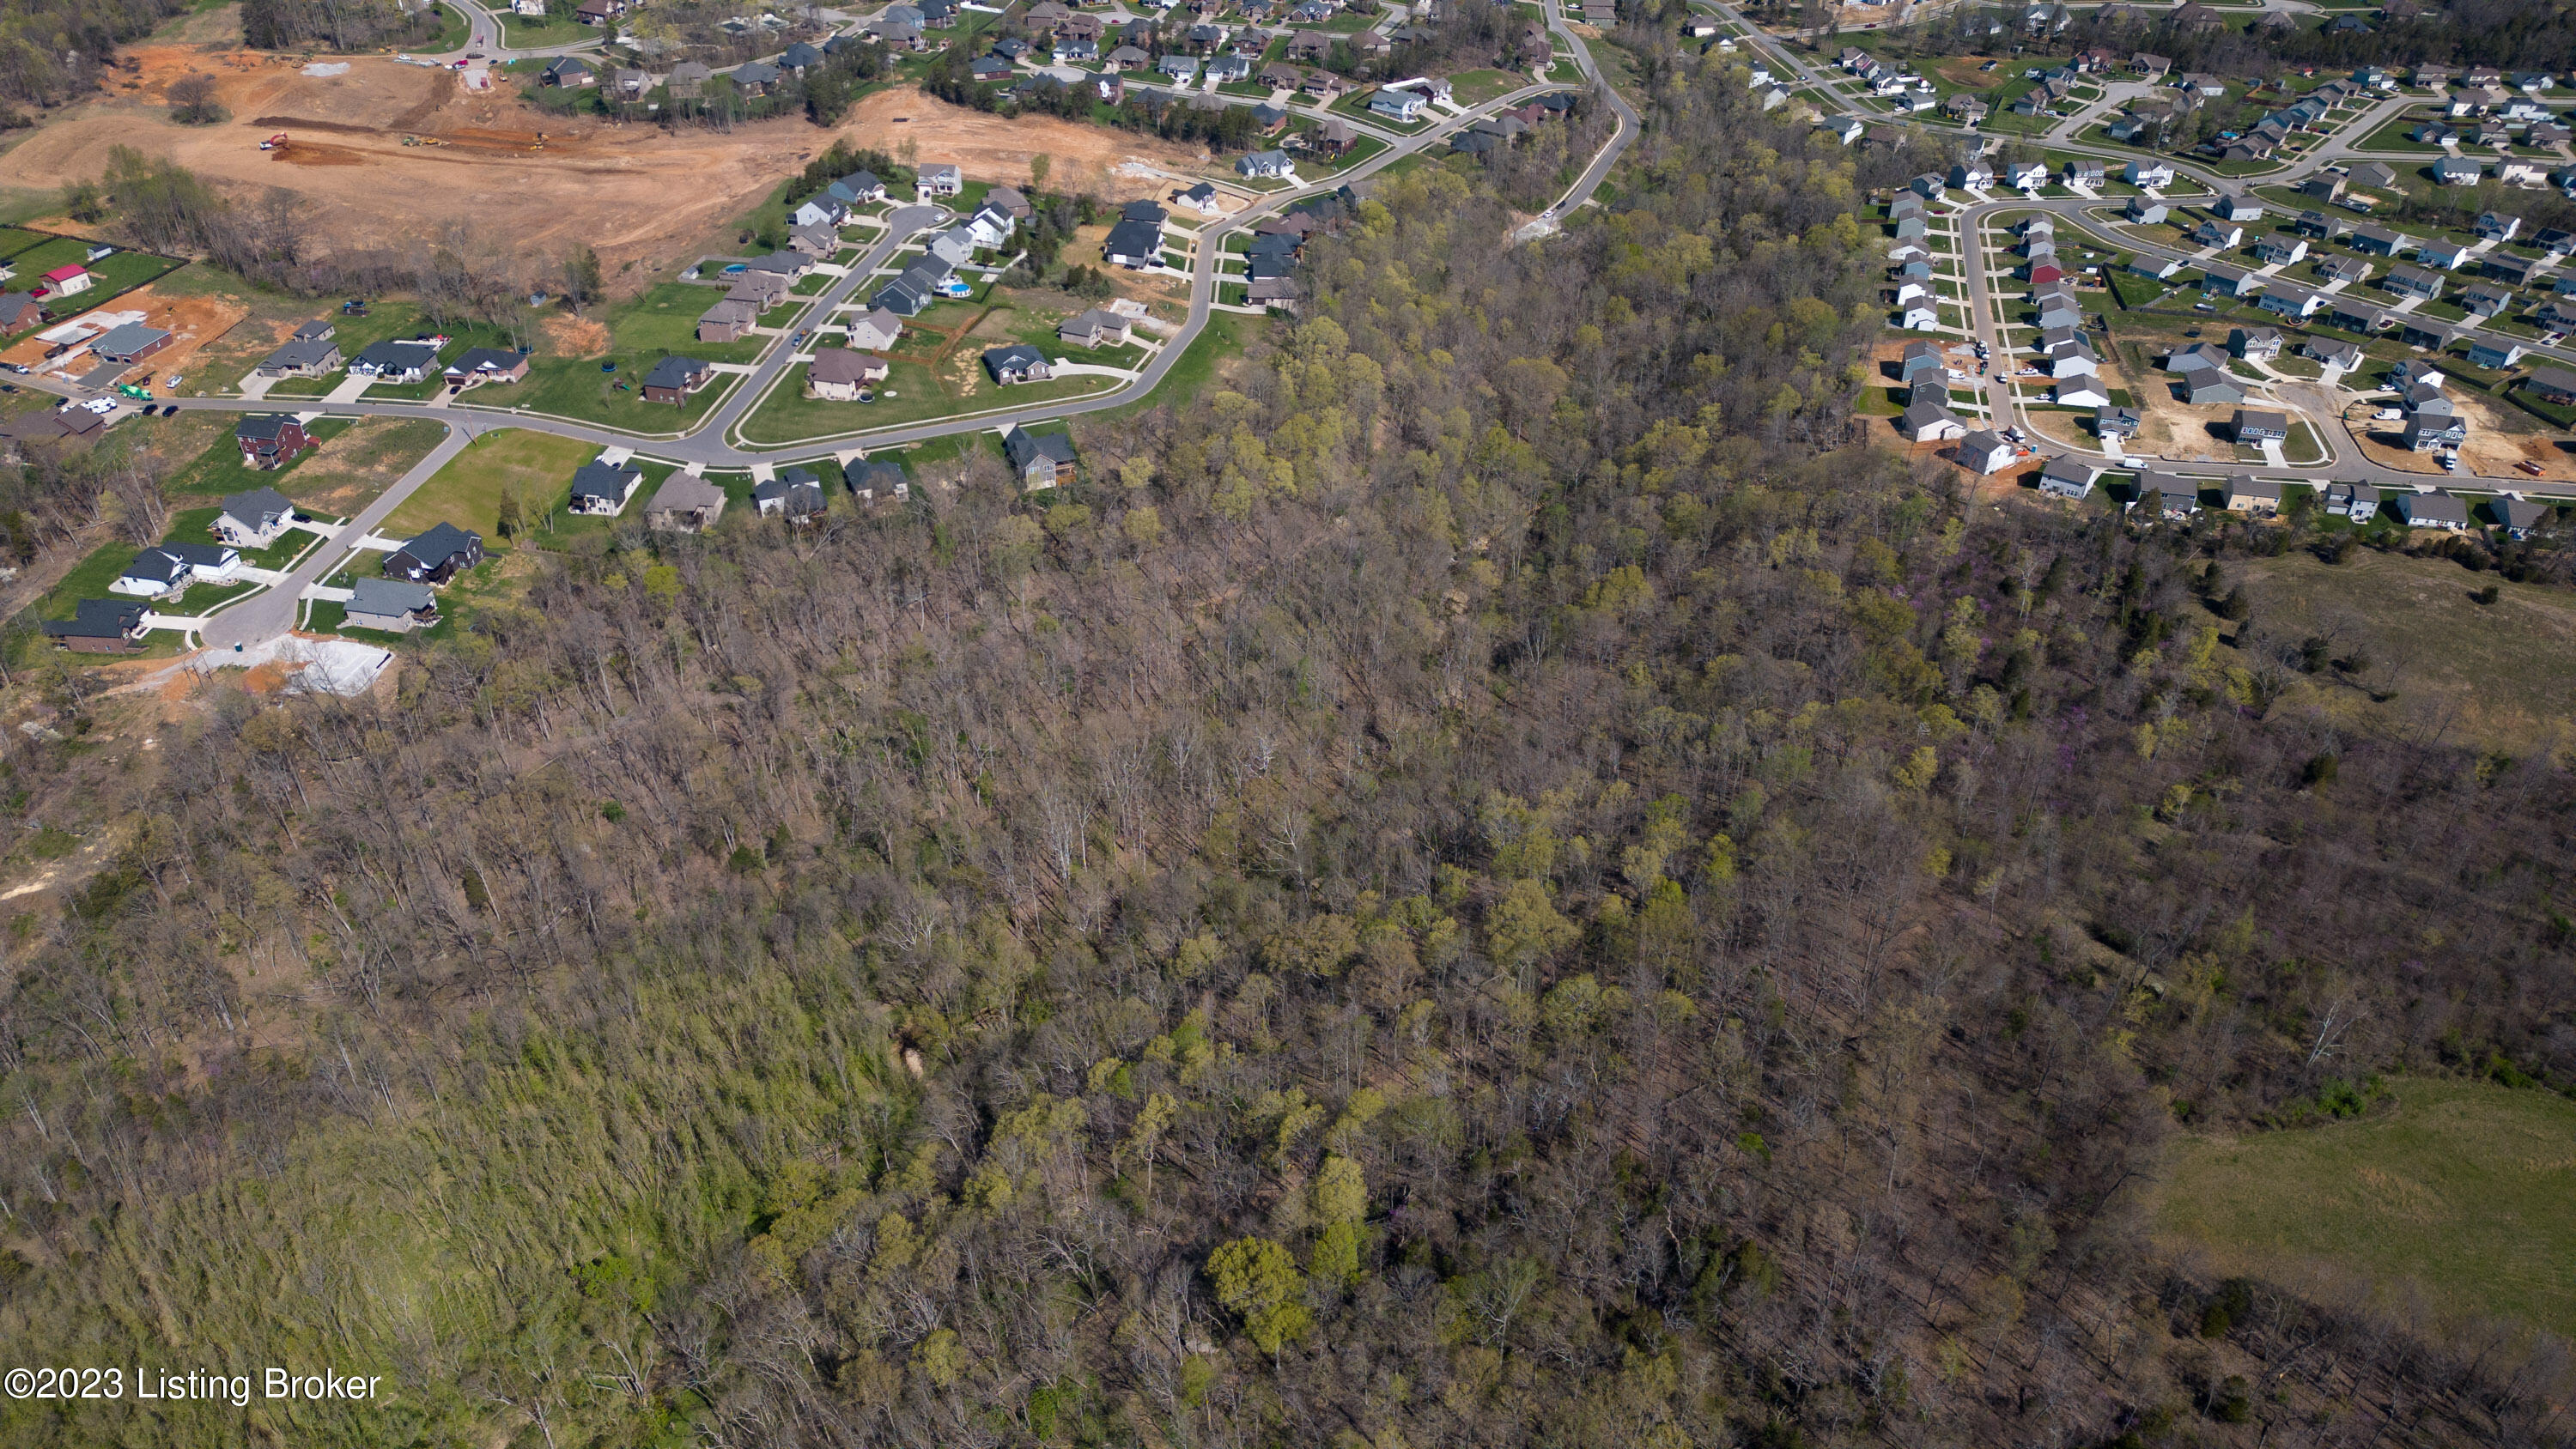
[115, 383, 151, 400]
[261, 132, 288, 151]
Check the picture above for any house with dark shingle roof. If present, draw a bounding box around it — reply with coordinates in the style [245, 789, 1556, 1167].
[386, 523, 483, 584]
[214, 487, 297, 549]
[1004, 427, 1077, 488]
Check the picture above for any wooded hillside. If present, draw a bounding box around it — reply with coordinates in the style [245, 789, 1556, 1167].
[0, 28, 2572, 1449]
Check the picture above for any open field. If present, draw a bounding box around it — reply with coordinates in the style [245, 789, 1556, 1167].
[380, 427, 597, 541]
[2236, 546, 2576, 752]
[2158, 1078, 2576, 1340]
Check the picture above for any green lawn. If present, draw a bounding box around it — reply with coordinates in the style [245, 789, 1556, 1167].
[495, 9, 596, 47]
[1446, 69, 1521, 106]
[598, 284, 769, 363]
[26, 540, 149, 622]
[380, 427, 598, 540]
[3, 239, 179, 308]
[491, 356, 736, 433]
[2160, 1078, 2576, 1339]
[165, 417, 356, 496]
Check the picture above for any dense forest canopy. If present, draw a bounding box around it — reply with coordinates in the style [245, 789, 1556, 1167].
[0, 12, 2573, 1449]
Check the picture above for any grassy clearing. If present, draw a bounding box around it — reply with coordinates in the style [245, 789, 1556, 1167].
[2159, 1078, 2576, 1339]
[381, 428, 598, 541]
[2235, 545, 2576, 752]
[164, 417, 356, 496]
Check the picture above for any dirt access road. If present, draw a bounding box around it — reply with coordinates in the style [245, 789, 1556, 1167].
[9, 54, 1228, 279]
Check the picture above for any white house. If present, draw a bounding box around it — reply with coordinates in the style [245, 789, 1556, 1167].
[2124, 160, 2176, 188]
[1901, 301, 1941, 330]
[1958, 430, 2017, 473]
[917, 163, 963, 197]
[112, 543, 239, 597]
[2052, 379, 2111, 409]
[212, 487, 296, 549]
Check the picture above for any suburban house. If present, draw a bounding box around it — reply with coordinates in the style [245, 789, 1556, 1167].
[2496, 499, 2549, 539]
[2225, 474, 2283, 514]
[90, 324, 171, 366]
[1058, 309, 1131, 349]
[872, 262, 952, 316]
[2131, 476, 2199, 522]
[1237, 150, 1294, 179]
[113, 542, 240, 598]
[2350, 226, 2408, 257]
[807, 348, 889, 401]
[568, 460, 644, 516]
[343, 578, 438, 634]
[2306, 338, 2365, 373]
[385, 523, 483, 584]
[36, 265, 92, 299]
[2418, 239, 2470, 270]
[2124, 197, 2168, 225]
[2124, 160, 2175, 188]
[234, 414, 314, 470]
[2401, 411, 2467, 452]
[2227, 326, 2281, 361]
[1175, 181, 1222, 216]
[39, 597, 149, 654]
[2253, 235, 2306, 265]
[2097, 404, 2142, 439]
[2256, 286, 2324, 320]
[2526, 367, 2576, 407]
[696, 298, 759, 343]
[1103, 218, 1166, 270]
[917, 163, 963, 197]
[257, 337, 342, 378]
[983, 344, 1054, 385]
[726, 270, 790, 306]
[0, 294, 45, 332]
[349, 337, 443, 382]
[844, 308, 904, 353]
[1900, 399, 1965, 441]
[1957, 429, 2017, 474]
[845, 456, 909, 499]
[2038, 455, 2099, 500]
[1370, 88, 1427, 122]
[2383, 264, 2442, 300]
[2459, 282, 2514, 318]
[755, 469, 828, 521]
[444, 348, 528, 387]
[2393, 492, 2470, 529]
[2324, 482, 2379, 522]
[2466, 338, 2527, 371]
[645, 474, 727, 532]
[641, 355, 714, 405]
[213, 487, 297, 549]
[543, 56, 596, 87]
[1004, 427, 1078, 488]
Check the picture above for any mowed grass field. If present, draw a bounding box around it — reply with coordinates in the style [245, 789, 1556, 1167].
[2158, 1079, 2576, 1338]
[381, 428, 597, 541]
[2237, 547, 2576, 753]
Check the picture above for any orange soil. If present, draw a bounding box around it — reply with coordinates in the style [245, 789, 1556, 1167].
[0, 286, 247, 379]
[846, 85, 1218, 194]
[9, 48, 824, 278]
[9, 53, 1226, 285]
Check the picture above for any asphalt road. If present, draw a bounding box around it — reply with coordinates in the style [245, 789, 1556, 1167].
[197, 423, 483, 651]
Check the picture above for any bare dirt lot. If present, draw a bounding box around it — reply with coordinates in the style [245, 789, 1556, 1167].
[11, 59, 1226, 282]
[847, 87, 1216, 197]
[2344, 390, 2576, 481]
[0, 286, 248, 385]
